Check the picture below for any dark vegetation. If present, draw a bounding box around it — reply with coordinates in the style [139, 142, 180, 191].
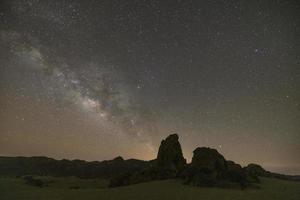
[23, 175, 44, 187]
[0, 134, 299, 189]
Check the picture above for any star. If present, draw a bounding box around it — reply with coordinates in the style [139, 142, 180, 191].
[0, 0, 298, 174]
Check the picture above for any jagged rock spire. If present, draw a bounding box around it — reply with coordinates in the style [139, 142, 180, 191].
[156, 133, 186, 171]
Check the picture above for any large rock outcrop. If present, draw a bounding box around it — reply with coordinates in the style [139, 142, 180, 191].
[109, 134, 187, 187]
[183, 149, 251, 188]
[109, 134, 261, 188]
[191, 147, 227, 174]
[183, 147, 227, 186]
[156, 134, 186, 172]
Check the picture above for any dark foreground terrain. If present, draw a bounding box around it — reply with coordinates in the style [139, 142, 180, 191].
[0, 176, 300, 200]
[1, 134, 299, 199]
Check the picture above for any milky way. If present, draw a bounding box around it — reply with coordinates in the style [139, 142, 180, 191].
[0, 0, 299, 174]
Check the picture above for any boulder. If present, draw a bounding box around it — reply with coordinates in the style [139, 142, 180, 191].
[244, 163, 269, 182]
[182, 147, 227, 186]
[191, 147, 227, 174]
[245, 163, 267, 176]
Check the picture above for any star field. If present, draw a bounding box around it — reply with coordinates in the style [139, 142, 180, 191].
[0, 0, 299, 174]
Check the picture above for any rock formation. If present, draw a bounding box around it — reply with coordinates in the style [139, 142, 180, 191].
[191, 147, 227, 175]
[110, 134, 186, 186]
[156, 133, 186, 173]
[182, 147, 227, 186]
[245, 163, 267, 176]
[109, 134, 260, 188]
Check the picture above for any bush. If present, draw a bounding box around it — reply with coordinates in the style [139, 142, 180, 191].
[23, 176, 44, 187]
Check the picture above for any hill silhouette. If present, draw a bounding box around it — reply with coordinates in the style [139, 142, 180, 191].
[0, 134, 299, 188]
[0, 156, 149, 179]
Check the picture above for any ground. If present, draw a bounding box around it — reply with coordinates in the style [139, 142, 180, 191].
[0, 176, 299, 200]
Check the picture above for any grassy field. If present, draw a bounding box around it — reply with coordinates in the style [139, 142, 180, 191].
[0, 176, 299, 200]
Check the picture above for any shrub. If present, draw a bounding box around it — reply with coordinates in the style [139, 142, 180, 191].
[23, 176, 44, 187]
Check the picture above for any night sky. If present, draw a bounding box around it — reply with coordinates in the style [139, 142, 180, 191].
[0, 0, 299, 175]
